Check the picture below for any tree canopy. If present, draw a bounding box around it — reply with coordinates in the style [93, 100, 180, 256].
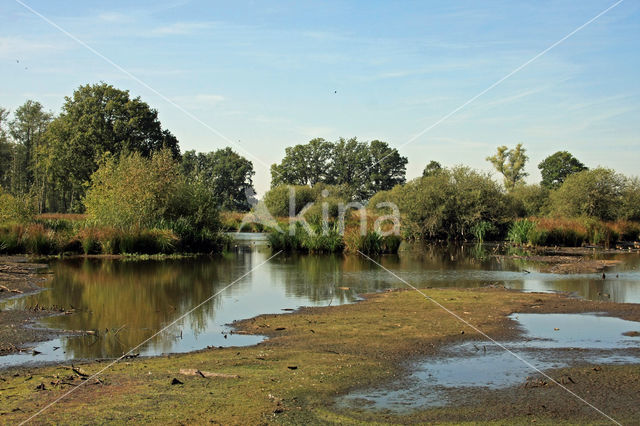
[486, 143, 528, 191]
[182, 148, 256, 211]
[42, 83, 180, 211]
[270, 137, 407, 200]
[549, 168, 625, 221]
[423, 160, 442, 177]
[538, 151, 587, 189]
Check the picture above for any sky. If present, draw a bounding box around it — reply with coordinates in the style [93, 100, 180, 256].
[1, 0, 638, 195]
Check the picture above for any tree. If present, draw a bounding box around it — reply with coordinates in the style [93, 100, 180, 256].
[549, 168, 625, 221]
[486, 143, 528, 191]
[84, 150, 181, 229]
[42, 83, 180, 211]
[270, 137, 407, 200]
[366, 140, 408, 195]
[396, 166, 513, 240]
[0, 108, 11, 190]
[423, 160, 442, 177]
[182, 148, 255, 211]
[538, 151, 587, 189]
[270, 138, 333, 187]
[509, 184, 549, 217]
[9, 100, 53, 204]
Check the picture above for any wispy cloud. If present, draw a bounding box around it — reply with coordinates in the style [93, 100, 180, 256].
[97, 12, 133, 23]
[0, 36, 67, 58]
[150, 21, 217, 36]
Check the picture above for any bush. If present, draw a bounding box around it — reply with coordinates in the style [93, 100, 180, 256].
[396, 166, 514, 240]
[84, 150, 182, 230]
[0, 225, 25, 254]
[509, 184, 549, 217]
[0, 189, 35, 225]
[22, 224, 57, 255]
[549, 168, 625, 221]
[263, 185, 315, 217]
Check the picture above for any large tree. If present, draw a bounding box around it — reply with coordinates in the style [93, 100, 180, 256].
[41, 83, 180, 211]
[270, 138, 333, 187]
[182, 148, 255, 211]
[538, 151, 587, 189]
[486, 143, 528, 191]
[9, 100, 53, 203]
[270, 137, 407, 200]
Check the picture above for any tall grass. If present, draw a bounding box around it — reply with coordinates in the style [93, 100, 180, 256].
[506, 217, 638, 247]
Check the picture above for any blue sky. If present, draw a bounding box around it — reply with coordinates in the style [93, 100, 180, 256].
[1, 0, 638, 195]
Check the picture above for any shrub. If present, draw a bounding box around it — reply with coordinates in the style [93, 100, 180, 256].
[0, 225, 25, 254]
[22, 224, 57, 255]
[509, 184, 549, 217]
[0, 189, 35, 225]
[396, 166, 515, 240]
[549, 168, 625, 221]
[263, 185, 315, 217]
[471, 221, 497, 243]
[84, 150, 182, 230]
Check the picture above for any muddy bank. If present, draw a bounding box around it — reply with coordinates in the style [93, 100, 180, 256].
[0, 287, 639, 423]
[0, 257, 62, 356]
[0, 256, 49, 300]
[496, 247, 637, 273]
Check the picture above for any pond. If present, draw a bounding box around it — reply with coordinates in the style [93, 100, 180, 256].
[1, 234, 639, 368]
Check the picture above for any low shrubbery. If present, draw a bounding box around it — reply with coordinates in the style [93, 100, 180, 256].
[267, 223, 400, 255]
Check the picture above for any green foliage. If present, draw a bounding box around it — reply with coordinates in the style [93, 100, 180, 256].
[549, 168, 625, 221]
[620, 177, 640, 221]
[181, 148, 255, 211]
[486, 143, 528, 191]
[270, 137, 407, 200]
[470, 221, 496, 243]
[422, 160, 442, 177]
[0, 188, 36, 225]
[344, 229, 402, 254]
[507, 219, 537, 245]
[396, 166, 514, 240]
[538, 151, 587, 189]
[263, 185, 316, 217]
[41, 83, 179, 211]
[509, 184, 550, 217]
[267, 229, 303, 252]
[84, 150, 183, 229]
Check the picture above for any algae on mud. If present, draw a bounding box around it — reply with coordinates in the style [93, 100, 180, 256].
[1, 287, 639, 424]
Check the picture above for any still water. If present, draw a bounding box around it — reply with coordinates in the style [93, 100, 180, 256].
[1, 235, 639, 367]
[340, 313, 640, 412]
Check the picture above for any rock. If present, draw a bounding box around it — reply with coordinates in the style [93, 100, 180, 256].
[171, 378, 183, 385]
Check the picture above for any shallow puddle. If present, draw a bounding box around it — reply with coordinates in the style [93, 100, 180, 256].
[339, 313, 640, 412]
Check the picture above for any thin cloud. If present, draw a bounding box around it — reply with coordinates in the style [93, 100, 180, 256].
[150, 21, 217, 36]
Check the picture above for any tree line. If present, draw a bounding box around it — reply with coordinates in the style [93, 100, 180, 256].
[0, 83, 255, 214]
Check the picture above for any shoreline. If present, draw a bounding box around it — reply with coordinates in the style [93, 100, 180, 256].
[0, 285, 638, 423]
[1, 250, 640, 423]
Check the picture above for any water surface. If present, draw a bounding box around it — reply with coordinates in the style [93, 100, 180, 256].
[1, 236, 639, 367]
